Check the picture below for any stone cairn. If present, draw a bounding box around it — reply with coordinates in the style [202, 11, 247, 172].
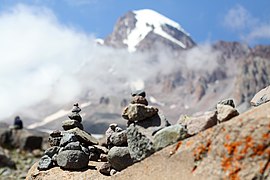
[38, 103, 105, 171]
[99, 90, 175, 175]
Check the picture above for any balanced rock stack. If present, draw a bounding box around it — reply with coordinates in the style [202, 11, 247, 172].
[62, 103, 83, 130]
[38, 103, 99, 171]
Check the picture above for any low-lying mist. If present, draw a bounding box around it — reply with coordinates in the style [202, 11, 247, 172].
[0, 4, 220, 120]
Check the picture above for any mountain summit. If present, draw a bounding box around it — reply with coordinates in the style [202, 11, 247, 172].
[104, 9, 196, 52]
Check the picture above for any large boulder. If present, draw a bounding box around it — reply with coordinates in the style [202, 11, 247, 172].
[250, 85, 270, 106]
[153, 124, 188, 151]
[107, 146, 133, 171]
[0, 128, 45, 151]
[0, 147, 16, 169]
[182, 111, 218, 135]
[126, 124, 155, 162]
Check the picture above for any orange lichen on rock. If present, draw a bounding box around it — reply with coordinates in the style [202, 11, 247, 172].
[224, 141, 242, 155]
[169, 141, 182, 156]
[221, 157, 241, 180]
[193, 140, 211, 161]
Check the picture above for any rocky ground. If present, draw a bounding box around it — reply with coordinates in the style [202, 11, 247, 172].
[25, 95, 270, 179]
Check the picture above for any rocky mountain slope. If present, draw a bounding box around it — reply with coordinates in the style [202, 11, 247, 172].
[1, 9, 269, 136]
[26, 100, 270, 180]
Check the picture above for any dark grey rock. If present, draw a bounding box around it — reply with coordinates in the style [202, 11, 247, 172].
[88, 146, 96, 153]
[109, 130, 127, 146]
[68, 113, 82, 122]
[0, 147, 16, 169]
[71, 103, 81, 113]
[99, 162, 111, 176]
[153, 124, 188, 151]
[38, 155, 53, 170]
[89, 152, 99, 161]
[62, 120, 83, 131]
[63, 141, 81, 151]
[57, 150, 89, 170]
[59, 133, 78, 147]
[108, 146, 133, 171]
[67, 128, 98, 146]
[81, 145, 90, 156]
[127, 124, 155, 162]
[48, 136, 62, 147]
[130, 96, 148, 105]
[49, 130, 62, 138]
[218, 98, 235, 108]
[44, 146, 60, 158]
[131, 90, 146, 97]
[93, 145, 109, 154]
[100, 154, 108, 162]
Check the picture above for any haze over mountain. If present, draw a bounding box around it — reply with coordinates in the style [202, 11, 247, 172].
[1, 7, 269, 134]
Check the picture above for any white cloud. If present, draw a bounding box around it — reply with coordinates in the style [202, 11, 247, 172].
[224, 4, 270, 43]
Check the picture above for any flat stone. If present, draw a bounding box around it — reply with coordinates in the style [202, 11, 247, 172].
[67, 128, 98, 146]
[68, 113, 82, 122]
[63, 141, 81, 151]
[217, 98, 235, 108]
[122, 104, 158, 122]
[59, 132, 78, 147]
[130, 96, 148, 106]
[57, 150, 89, 170]
[62, 120, 83, 131]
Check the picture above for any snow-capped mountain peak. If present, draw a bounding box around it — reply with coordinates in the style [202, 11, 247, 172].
[104, 9, 195, 52]
[123, 9, 190, 52]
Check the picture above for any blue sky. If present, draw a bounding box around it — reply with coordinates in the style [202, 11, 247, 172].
[1, 0, 270, 45]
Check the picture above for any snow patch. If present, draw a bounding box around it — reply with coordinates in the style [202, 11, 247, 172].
[123, 9, 189, 52]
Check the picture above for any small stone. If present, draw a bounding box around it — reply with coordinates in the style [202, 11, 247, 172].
[93, 145, 109, 154]
[100, 154, 108, 162]
[110, 169, 117, 176]
[99, 162, 111, 176]
[68, 113, 82, 122]
[38, 155, 53, 170]
[44, 146, 60, 158]
[50, 130, 62, 138]
[217, 98, 235, 108]
[131, 96, 148, 106]
[89, 152, 99, 161]
[62, 120, 83, 131]
[59, 133, 78, 147]
[109, 131, 127, 147]
[217, 104, 239, 123]
[57, 150, 89, 170]
[72, 103, 81, 113]
[48, 136, 62, 147]
[250, 85, 270, 106]
[131, 90, 146, 97]
[63, 141, 81, 151]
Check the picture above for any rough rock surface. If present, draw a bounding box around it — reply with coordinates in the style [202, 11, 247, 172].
[126, 124, 155, 162]
[57, 150, 89, 170]
[114, 102, 270, 180]
[183, 111, 217, 135]
[67, 127, 98, 146]
[62, 120, 84, 130]
[217, 104, 239, 123]
[153, 124, 188, 151]
[109, 131, 127, 147]
[122, 104, 158, 122]
[250, 85, 270, 106]
[108, 146, 133, 171]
